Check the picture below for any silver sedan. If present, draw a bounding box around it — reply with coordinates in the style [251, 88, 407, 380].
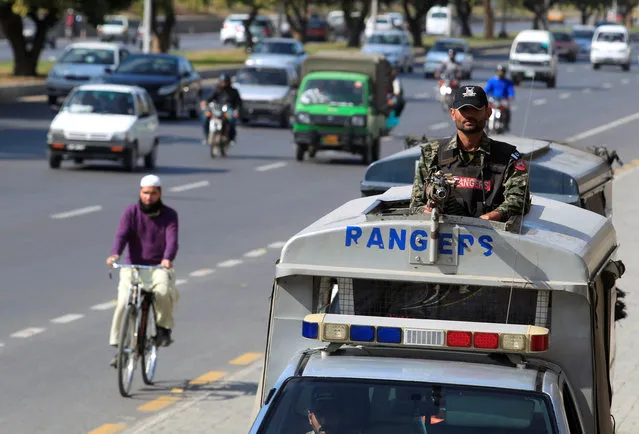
[361, 30, 414, 72]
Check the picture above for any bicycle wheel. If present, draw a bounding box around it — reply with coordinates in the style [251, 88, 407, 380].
[117, 305, 138, 397]
[140, 296, 158, 385]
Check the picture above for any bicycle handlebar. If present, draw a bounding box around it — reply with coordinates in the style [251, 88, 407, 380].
[110, 262, 167, 271]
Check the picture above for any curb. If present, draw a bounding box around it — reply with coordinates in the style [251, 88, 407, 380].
[1, 45, 510, 103]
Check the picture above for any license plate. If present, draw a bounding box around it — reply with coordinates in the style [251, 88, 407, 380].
[66, 144, 86, 151]
[210, 119, 222, 131]
[322, 135, 339, 146]
[524, 70, 535, 78]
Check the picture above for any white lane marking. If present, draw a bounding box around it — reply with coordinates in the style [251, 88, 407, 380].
[255, 161, 287, 172]
[91, 300, 117, 311]
[19, 95, 48, 102]
[429, 122, 449, 130]
[381, 136, 393, 142]
[621, 78, 630, 85]
[565, 111, 639, 143]
[175, 279, 188, 286]
[532, 98, 547, 106]
[218, 259, 243, 268]
[602, 82, 612, 89]
[583, 88, 591, 93]
[50, 313, 85, 324]
[415, 92, 428, 99]
[244, 248, 266, 258]
[559, 93, 571, 99]
[169, 180, 210, 192]
[268, 241, 286, 249]
[11, 327, 45, 338]
[50, 205, 102, 219]
[0, 342, 4, 348]
[189, 269, 215, 277]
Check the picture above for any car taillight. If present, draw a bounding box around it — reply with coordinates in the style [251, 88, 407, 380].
[438, 80, 444, 86]
[450, 80, 457, 87]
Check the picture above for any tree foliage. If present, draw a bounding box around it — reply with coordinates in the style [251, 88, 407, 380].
[521, 0, 560, 29]
[0, 0, 134, 76]
[402, 0, 439, 47]
[569, 0, 610, 24]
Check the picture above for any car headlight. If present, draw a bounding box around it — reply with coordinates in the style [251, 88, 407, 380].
[158, 83, 178, 96]
[351, 115, 366, 127]
[47, 129, 64, 142]
[112, 131, 129, 142]
[296, 112, 310, 124]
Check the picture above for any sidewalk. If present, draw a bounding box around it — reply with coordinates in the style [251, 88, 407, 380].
[122, 167, 639, 433]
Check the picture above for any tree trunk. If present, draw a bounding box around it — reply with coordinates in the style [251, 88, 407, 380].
[285, 0, 308, 44]
[402, 0, 435, 47]
[243, 6, 259, 51]
[454, 0, 473, 37]
[580, 9, 590, 25]
[342, 0, 370, 47]
[157, 13, 175, 52]
[0, 6, 57, 76]
[483, 0, 494, 39]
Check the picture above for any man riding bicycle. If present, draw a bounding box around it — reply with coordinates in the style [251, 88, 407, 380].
[106, 174, 179, 368]
[484, 64, 515, 132]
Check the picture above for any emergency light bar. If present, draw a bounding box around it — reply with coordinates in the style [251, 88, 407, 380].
[302, 314, 549, 354]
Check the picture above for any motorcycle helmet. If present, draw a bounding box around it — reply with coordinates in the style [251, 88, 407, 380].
[219, 73, 231, 84]
[497, 64, 507, 74]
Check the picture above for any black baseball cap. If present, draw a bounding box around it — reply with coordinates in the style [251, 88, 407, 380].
[451, 85, 488, 110]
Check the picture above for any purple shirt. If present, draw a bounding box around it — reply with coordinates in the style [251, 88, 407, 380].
[110, 203, 179, 265]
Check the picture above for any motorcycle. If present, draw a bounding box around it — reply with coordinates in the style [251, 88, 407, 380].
[486, 97, 508, 135]
[438, 78, 458, 112]
[205, 102, 234, 158]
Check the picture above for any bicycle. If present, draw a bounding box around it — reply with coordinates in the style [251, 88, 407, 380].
[109, 262, 167, 397]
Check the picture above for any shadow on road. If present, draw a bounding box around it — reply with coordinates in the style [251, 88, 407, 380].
[127, 379, 258, 402]
[68, 164, 231, 176]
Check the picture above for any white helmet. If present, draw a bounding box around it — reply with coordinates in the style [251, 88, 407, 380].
[140, 174, 162, 187]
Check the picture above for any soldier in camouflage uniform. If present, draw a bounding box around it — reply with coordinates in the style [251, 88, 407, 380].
[409, 85, 531, 222]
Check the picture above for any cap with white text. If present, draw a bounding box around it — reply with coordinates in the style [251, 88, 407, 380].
[451, 85, 488, 110]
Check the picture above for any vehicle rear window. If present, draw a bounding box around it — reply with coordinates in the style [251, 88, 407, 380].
[115, 55, 178, 76]
[572, 30, 594, 39]
[368, 33, 403, 45]
[528, 166, 578, 196]
[432, 41, 464, 52]
[237, 67, 288, 86]
[552, 32, 572, 42]
[63, 90, 135, 115]
[58, 48, 115, 65]
[258, 378, 558, 434]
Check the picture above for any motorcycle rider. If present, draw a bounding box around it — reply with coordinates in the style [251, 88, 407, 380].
[200, 73, 243, 146]
[484, 64, 515, 132]
[435, 49, 462, 81]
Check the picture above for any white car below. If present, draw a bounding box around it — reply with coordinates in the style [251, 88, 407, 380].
[47, 84, 159, 171]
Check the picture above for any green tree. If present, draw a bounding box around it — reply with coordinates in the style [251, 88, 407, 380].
[223, 0, 276, 50]
[569, 0, 611, 24]
[522, 0, 560, 29]
[0, 0, 133, 76]
[616, 0, 636, 27]
[402, 0, 439, 47]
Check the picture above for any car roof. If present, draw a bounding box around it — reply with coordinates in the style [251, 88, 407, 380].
[301, 351, 541, 392]
[572, 24, 595, 31]
[74, 83, 144, 93]
[595, 24, 628, 33]
[515, 29, 552, 41]
[66, 41, 122, 50]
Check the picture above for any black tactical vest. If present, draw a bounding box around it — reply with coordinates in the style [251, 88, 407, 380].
[436, 139, 517, 217]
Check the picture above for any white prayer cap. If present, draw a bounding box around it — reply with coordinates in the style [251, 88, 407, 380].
[140, 174, 162, 187]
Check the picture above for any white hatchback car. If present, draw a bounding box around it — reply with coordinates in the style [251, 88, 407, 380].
[47, 84, 159, 171]
[590, 24, 632, 71]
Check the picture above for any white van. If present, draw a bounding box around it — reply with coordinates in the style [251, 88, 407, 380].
[508, 29, 558, 88]
[590, 24, 631, 71]
[425, 5, 455, 36]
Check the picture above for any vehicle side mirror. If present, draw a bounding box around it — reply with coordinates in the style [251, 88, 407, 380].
[105, 67, 113, 74]
[181, 70, 190, 78]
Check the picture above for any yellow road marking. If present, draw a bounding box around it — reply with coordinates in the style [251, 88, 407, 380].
[229, 352, 264, 365]
[88, 424, 126, 434]
[188, 370, 227, 386]
[137, 396, 182, 412]
[632, 159, 639, 165]
[171, 388, 184, 393]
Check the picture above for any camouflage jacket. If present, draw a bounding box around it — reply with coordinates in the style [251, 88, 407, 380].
[409, 134, 531, 220]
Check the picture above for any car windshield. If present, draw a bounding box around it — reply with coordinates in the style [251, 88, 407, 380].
[62, 90, 135, 115]
[236, 67, 289, 86]
[552, 32, 572, 42]
[58, 48, 115, 65]
[106, 19, 124, 26]
[367, 33, 403, 45]
[253, 41, 298, 55]
[258, 378, 557, 434]
[515, 41, 550, 54]
[299, 78, 366, 106]
[572, 30, 594, 39]
[432, 41, 464, 52]
[597, 32, 626, 42]
[116, 56, 178, 75]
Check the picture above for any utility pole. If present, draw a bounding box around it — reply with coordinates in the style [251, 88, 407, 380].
[500, 0, 507, 37]
[142, 0, 152, 53]
[371, 0, 378, 32]
[277, 0, 284, 37]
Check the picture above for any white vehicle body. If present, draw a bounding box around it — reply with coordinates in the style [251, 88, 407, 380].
[509, 30, 558, 88]
[365, 15, 395, 38]
[425, 5, 455, 36]
[97, 15, 130, 43]
[220, 14, 272, 45]
[47, 84, 159, 171]
[590, 24, 632, 70]
[250, 187, 622, 434]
